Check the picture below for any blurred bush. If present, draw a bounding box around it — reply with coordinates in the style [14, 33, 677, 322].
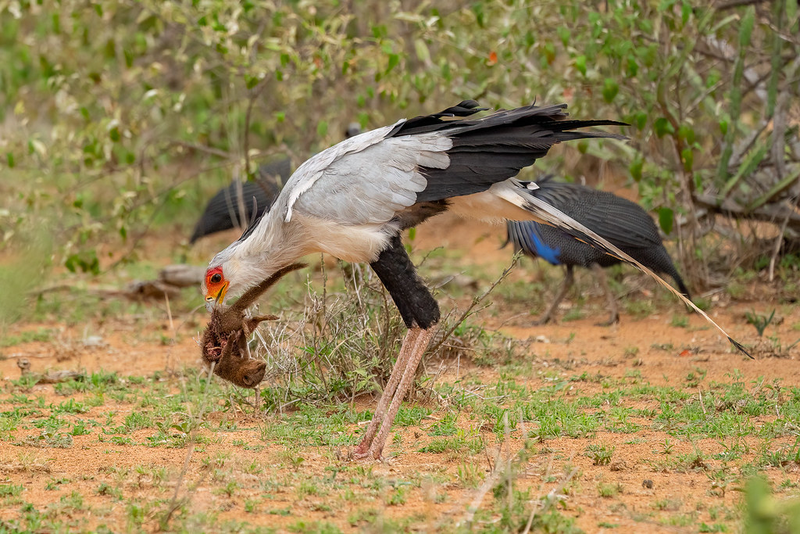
[0, 0, 797, 287]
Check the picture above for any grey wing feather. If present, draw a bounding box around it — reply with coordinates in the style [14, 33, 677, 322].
[286, 126, 451, 225]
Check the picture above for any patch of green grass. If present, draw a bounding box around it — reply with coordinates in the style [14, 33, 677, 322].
[21, 428, 73, 448]
[0, 328, 56, 347]
[0, 484, 24, 497]
[51, 399, 89, 415]
[598, 482, 622, 498]
[394, 406, 430, 426]
[585, 444, 614, 466]
[124, 411, 153, 432]
[427, 413, 458, 436]
[562, 308, 584, 322]
[419, 431, 483, 455]
[523, 398, 600, 441]
[670, 314, 689, 328]
[286, 520, 342, 533]
[386, 486, 407, 506]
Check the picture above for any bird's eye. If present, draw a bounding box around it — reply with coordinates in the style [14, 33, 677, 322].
[211, 273, 222, 284]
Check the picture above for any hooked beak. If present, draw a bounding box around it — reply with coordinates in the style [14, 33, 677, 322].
[204, 282, 229, 311]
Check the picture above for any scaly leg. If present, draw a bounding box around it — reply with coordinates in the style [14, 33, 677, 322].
[533, 265, 574, 325]
[353, 328, 420, 457]
[367, 327, 434, 459]
[591, 263, 619, 326]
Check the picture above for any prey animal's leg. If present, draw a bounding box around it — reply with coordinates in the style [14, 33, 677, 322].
[533, 265, 574, 325]
[591, 263, 619, 326]
[354, 328, 420, 457]
[243, 314, 279, 336]
[367, 327, 434, 460]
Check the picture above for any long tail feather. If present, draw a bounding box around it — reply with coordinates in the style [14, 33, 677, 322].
[497, 180, 751, 358]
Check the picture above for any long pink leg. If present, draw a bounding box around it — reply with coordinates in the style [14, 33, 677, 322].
[353, 328, 420, 457]
[367, 327, 434, 459]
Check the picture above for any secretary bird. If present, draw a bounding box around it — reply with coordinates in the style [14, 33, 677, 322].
[202, 100, 746, 460]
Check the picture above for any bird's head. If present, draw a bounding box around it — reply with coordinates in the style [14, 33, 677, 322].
[202, 245, 260, 310]
[203, 245, 243, 309]
[203, 265, 228, 308]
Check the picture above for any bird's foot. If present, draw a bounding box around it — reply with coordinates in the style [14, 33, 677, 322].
[352, 443, 370, 459]
[351, 442, 382, 461]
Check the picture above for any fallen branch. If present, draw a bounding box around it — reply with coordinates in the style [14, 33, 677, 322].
[692, 193, 800, 231]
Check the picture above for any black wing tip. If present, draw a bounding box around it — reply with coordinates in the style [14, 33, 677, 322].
[729, 337, 754, 359]
[441, 100, 488, 117]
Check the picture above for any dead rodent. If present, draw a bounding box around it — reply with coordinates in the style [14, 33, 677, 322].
[200, 263, 306, 388]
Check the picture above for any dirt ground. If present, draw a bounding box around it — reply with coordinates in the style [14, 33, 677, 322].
[1, 215, 799, 533]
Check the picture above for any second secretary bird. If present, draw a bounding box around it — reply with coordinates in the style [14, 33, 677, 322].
[202, 101, 740, 460]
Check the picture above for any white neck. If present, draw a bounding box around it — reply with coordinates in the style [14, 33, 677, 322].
[219, 209, 307, 298]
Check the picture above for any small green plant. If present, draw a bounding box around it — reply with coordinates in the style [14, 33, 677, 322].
[585, 444, 614, 466]
[745, 309, 776, 337]
[0, 484, 23, 497]
[671, 314, 688, 328]
[623, 346, 640, 358]
[598, 482, 622, 498]
[386, 486, 407, 506]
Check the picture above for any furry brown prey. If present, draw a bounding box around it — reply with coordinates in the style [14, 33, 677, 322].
[200, 263, 306, 388]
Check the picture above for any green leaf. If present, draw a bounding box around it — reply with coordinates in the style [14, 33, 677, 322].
[414, 39, 430, 63]
[577, 140, 589, 154]
[275, 111, 285, 123]
[245, 75, 260, 89]
[677, 125, 695, 145]
[681, 1, 691, 25]
[408, 227, 416, 241]
[574, 55, 587, 76]
[602, 78, 619, 103]
[543, 42, 556, 64]
[658, 0, 677, 12]
[719, 120, 728, 136]
[629, 158, 644, 182]
[634, 112, 647, 130]
[386, 53, 400, 73]
[654, 117, 675, 137]
[626, 57, 638, 77]
[739, 6, 755, 48]
[6, 152, 14, 168]
[317, 121, 328, 138]
[719, 143, 768, 200]
[441, 61, 451, 81]
[789, 0, 798, 25]
[658, 207, 674, 235]
[681, 148, 693, 171]
[557, 26, 570, 47]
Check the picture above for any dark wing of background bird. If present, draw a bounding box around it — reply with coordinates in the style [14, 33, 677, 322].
[526, 175, 662, 250]
[506, 176, 691, 297]
[189, 158, 290, 243]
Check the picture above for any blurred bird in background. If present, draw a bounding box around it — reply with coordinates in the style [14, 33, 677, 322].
[506, 175, 690, 325]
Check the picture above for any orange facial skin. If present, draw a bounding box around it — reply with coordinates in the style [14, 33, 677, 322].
[204, 266, 228, 305]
